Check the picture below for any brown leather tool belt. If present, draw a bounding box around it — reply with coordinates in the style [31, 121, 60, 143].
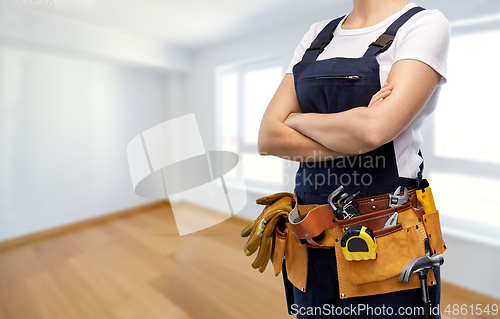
[270, 188, 447, 298]
[288, 189, 419, 248]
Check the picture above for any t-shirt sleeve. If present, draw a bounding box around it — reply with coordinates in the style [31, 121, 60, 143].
[393, 10, 451, 86]
[286, 21, 328, 74]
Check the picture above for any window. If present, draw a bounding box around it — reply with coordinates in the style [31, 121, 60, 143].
[435, 30, 500, 164]
[216, 58, 287, 191]
[430, 27, 500, 227]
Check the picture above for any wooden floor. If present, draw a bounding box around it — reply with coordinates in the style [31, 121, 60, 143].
[0, 202, 498, 319]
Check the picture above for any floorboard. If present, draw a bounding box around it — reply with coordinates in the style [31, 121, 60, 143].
[0, 202, 497, 318]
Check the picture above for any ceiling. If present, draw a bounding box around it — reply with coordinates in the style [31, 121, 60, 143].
[31, 0, 500, 49]
[39, 0, 349, 48]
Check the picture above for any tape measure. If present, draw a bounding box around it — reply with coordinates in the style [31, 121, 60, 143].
[340, 225, 378, 261]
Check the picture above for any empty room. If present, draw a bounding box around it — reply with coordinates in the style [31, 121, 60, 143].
[0, 1, 499, 318]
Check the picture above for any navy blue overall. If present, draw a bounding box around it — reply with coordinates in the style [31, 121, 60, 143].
[283, 7, 441, 319]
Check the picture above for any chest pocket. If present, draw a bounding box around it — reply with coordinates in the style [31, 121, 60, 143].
[295, 73, 379, 114]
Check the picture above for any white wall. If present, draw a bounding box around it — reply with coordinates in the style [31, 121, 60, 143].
[0, 46, 169, 242]
[0, 4, 193, 242]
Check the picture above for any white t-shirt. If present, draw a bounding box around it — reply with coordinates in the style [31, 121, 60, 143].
[287, 2, 451, 179]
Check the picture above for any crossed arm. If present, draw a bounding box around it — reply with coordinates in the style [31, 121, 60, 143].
[257, 59, 442, 162]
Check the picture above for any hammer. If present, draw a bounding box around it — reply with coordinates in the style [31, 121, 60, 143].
[399, 255, 444, 319]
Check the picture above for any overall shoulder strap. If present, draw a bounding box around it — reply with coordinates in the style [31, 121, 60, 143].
[363, 6, 425, 57]
[301, 16, 345, 63]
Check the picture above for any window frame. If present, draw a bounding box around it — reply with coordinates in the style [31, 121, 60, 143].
[215, 56, 286, 193]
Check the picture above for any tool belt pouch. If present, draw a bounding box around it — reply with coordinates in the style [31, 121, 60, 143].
[422, 210, 447, 255]
[292, 199, 447, 298]
[337, 205, 447, 298]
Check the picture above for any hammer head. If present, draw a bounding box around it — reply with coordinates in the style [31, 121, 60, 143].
[399, 254, 444, 284]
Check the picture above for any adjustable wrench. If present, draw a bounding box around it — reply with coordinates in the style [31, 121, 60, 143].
[388, 186, 409, 208]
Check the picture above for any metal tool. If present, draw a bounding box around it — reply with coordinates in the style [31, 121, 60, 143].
[424, 238, 432, 256]
[415, 179, 437, 214]
[288, 206, 303, 225]
[327, 185, 345, 211]
[328, 186, 362, 220]
[382, 212, 399, 229]
[388, 186, 409, 208]
[341, 225, 377, 261]
[399, 254, 444, 319]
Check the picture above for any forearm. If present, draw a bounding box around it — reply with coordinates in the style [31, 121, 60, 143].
[258, 117, 355, 162]
[284, 107, 380, 155]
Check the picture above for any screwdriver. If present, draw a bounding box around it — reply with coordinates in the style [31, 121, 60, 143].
[415, 179, 436, 214]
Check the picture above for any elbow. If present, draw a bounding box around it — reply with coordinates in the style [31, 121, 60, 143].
[258, 123, 284, 156]
[257, 139, 268, 156]
[257, 131, 273, 156]
[258, 137, 277, 157]
[362, 130, 386, 152]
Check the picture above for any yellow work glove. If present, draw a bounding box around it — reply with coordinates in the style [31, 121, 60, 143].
[240, 192, 294, 237]
[241, 192, 294, 272]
